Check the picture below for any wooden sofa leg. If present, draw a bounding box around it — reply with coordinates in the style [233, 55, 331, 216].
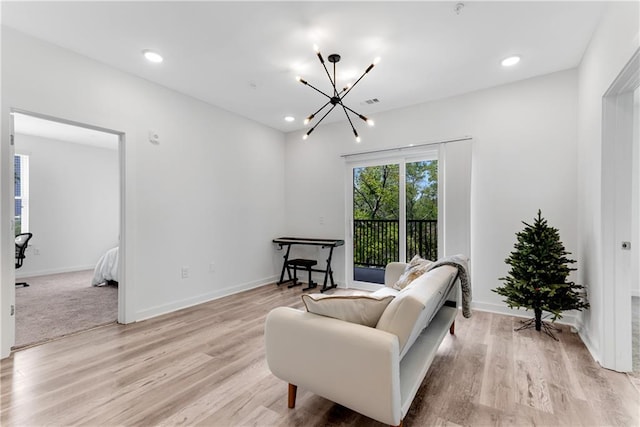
[288, 383, 297, 409]
[449, 321, 455, 335]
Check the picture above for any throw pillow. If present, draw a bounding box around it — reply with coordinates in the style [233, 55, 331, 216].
[301, 293, 395, 327]
[393, 255, 433, 290]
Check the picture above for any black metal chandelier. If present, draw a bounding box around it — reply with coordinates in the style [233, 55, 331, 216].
[297, 45, 379, 143]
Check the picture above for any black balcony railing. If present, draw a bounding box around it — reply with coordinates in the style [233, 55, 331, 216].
[353, 219, 437, 268]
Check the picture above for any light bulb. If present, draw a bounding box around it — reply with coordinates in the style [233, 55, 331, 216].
[501, 56, 520, 67]
[367, 119, 375, 126]
[373, 57, 381, 65]
[295, 75, 302, 82]
[143, 50, 163, 63]
[313, 44, 320, 53]
[303, 134, 308, 140]
[304, 114, 314, 125]
[355, 136, 362, 143]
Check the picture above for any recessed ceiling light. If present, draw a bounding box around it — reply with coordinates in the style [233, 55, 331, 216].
[143, 49, 163, 63]
[284, 116, 295, 122]
[501, 55, 521, 67]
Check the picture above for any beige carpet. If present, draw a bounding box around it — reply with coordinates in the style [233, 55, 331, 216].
[15, 270, 117, 349]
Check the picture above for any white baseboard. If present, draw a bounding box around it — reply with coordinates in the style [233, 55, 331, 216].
[135, 275, 278, 321]
[578, 327, 601, 366]
[16, 264, 95, 279]
[471, 301, 578, 328]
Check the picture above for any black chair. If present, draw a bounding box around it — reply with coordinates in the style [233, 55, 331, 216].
[15, 232, 33, 287]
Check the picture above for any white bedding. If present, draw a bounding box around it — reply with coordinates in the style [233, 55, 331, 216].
[92, 246, 119, 286]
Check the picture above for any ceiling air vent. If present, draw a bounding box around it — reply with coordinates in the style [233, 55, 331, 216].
[361, 98, 380, 105]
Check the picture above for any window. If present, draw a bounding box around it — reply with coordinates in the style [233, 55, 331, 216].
[14, 154, 29, 235]
[348, 147, 441, 285]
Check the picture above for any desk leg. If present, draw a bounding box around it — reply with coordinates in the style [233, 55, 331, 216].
[277, 244, 292, 285]
[320, 246, 337, 293]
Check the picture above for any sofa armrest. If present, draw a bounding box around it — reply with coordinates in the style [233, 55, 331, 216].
[265, 307, 401, 425]
[384, 262, 407, 287]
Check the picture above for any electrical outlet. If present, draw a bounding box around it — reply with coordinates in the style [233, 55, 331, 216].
[10, 305, 15, 316]
[319, 216, 325, 225]
[181, 266, 190, 279]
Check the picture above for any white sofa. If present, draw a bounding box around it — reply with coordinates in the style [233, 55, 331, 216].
[264, 261, 462, 426]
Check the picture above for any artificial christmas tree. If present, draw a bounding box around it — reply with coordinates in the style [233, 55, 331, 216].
[493, 210, 589, 339]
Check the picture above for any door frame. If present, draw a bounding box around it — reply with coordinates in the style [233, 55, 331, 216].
[600, 48, 639, 371]
[344, 146, 441, 290]
[4, 109, 127, 353]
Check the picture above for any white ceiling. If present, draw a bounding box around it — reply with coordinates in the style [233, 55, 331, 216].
[2, 1, 607, 133]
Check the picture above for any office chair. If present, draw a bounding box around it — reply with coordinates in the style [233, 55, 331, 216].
[15, 232, 33, 287]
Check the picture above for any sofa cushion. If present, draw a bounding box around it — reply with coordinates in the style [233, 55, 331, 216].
[377, 265, 457, 358]
[302, 293, 395, 327]
[392, 255, 433, 290]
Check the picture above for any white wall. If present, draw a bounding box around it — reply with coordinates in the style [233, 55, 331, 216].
[1, 28, 286, 357]
[576, 1, 639, 364]
[15, 134, 119, 277]
[284, 69, 579, 317]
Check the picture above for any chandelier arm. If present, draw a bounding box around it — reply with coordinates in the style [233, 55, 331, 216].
[333, 62, 338, 97]
[308, 99, 333, 120]
[340, 103, 369, 123]
[339, 101, 359, 136]
[341, 66, 371, 99]
[318, 58, 336, 93]
[304, 81, 334, 100]
[307, 104, 338, 136]
[313, 104, 337, 128]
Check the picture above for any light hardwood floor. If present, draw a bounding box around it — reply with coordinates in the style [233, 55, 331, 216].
[1, 283, 638, 426]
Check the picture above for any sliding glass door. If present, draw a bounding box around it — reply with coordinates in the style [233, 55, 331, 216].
[352, 164, 400, 284]
[348, 153, 439, 286]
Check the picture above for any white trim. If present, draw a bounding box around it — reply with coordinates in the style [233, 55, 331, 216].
[399, 161, 407, 263]
[579, 329, 601, 366]
[340, 136, 471, 159]
[600, 47, 639, 372]
[15, 264, 95, 278]
[117, 133, 130, 324]
[135, 275, 278, 321]
[10, 109, 122, 137]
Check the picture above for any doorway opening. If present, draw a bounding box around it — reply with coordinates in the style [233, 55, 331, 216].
[10, 111, 124, 349]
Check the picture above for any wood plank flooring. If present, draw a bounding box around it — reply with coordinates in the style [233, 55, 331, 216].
[1, 283, 638, 426]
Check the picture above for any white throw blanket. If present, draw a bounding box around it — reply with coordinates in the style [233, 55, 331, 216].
[92, 247, 119, 286]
